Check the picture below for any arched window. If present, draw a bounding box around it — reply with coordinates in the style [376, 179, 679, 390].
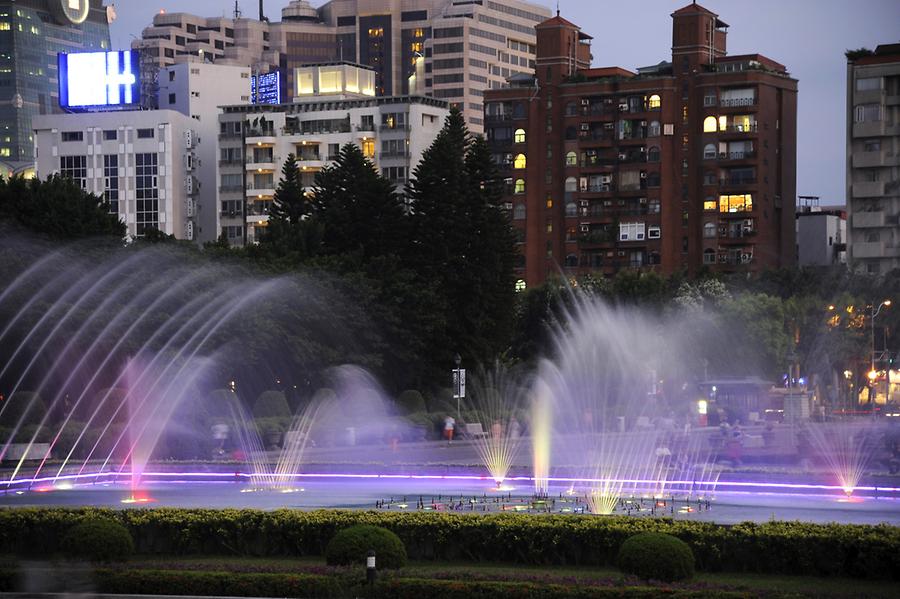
[515, 278, 526, 291]
[565, 102, 578, 116]
[647, 172, 661, 187]
[648, 94, 661, 110]
[565, 126, 577, 140]
[703, 222, 717, 238]
[703, 143, 717, 159]
[564, 176, 577, 192]
[565, 201, 578, 217]
[703, 248, 716, 265]
[565, 254, 578, 268]
[513, 204, 526, 220]
[565, 151, 577, 166]
[514, 153, 526, 169]
[514, 178, 525, 194]
[647, 146, 660, 162]
[648, 120, 660, 137]
[514, 128, 526, 143]
[703, 116, 718, 133]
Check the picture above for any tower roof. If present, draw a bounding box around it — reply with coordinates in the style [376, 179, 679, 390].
[671, 2, 728, 28]
[535, 15, 593, 39]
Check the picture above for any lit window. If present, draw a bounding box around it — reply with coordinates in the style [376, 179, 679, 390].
[565, 151, 577, 166]
[648, 94, 661, 109]
[546, 196, 553, 208]
[718, 115, 728, 131]
[361, 139, 375, 158]
[703, 116, 717, 133]
[619, 222, 646, 241]
[514, 178, 525, 194]
[719, 193, 752, 213]
[703, 197, 717, 211]
[0, 23, 9, 31]
[515, 279, 526, 292]
[514, 153, 526, 169]
[514, 128, 526, 143]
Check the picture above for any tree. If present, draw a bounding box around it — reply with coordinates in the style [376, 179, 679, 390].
[261, 154, 321, 259]
[0, 174, 125, 240]
[310, 143, 408, 261]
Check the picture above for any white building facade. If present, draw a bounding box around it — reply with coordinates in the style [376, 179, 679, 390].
[33, 110, 198, 240]
[218, 64, 449, 245]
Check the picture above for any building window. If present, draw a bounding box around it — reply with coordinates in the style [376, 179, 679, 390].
[719, 193, 753, 213]
[513, 203, 526, 220]
[703, 144, 717, 159]
[703, 222, 716, 238]
[863, 139, 881, 152]
[514, 153, 526, 169]
[648, 225, 660, 239]
[514, 128, 526, 143]
[361, 138, 375, 158]
[619, 222, 645, 241]
[704, 197, 717, 210]
[61, 131, 83, 142]
[135, 152, 159, 236]
[854, 103, 883, 123]
[565, 151, 577, 166]
[856, 77, 881, 91]
[564, 176, 577, 192]
[103, 129, 117, 141]
[514, 178, 525, 194]
[703, 116, 717, 133]
[137, 128, 155, 139]
[647, 94, 661, 110]
[565, 201, 577, 217]
[647, 172, 660, 187]
[104, 155, 119, 214]
[647, 147, 660, 162]
[168, 93, 176, 104]
[59, 155, 87, 188]
[648, 121, 660, 137]
[648, 199, 660, 213]
[703, 248, 716, 264]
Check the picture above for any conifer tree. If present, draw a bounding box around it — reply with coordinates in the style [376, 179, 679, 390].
[263, 154, 321, 258]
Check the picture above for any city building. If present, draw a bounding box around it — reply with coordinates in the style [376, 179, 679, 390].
[33, 110, 199, 240]
[318, 0, 550, 132]
[133, 0, 549, 133]
[846, 43, 900, 275]
[217, 62, 449, 245]
[484, 4, 798, 287]
[796, 197, 847, 267]
[158, 62, 253, 243]
[0, 0, 111, 176]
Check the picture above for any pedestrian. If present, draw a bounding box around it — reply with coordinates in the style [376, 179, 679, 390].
[444, 415, 456, 444]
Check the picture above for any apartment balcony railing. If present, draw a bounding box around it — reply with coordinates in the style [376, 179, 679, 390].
[720, 176, 757, 187]
[218, 185, 244, 193]
[220, 209, 243, 218]
[577, 232, 615, 245]
[719, 150, 757, 160]
[380, 150, 411, 158]
[721, 123, 758, 133]
[379, 124, 410, 132]
[720, 97, 757, 107]
[218, 159, 243, 166]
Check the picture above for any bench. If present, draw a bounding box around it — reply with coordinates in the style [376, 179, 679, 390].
[464, 423, 489, 438]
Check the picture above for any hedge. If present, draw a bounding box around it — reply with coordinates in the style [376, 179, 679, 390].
[95, 569, 342, 598]
[0, 508, 897, 579]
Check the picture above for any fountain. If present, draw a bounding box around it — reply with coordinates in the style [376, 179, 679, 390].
[806, 421, 883, 498]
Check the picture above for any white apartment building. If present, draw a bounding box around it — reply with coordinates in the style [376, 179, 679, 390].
[796, 206, 847, 267]
[846, 44, 900, 274]
[158, 62, 253, 243]
[33, 110, 198, 240]
[133, 0, 549, 133]
[218, 63, 449, 245]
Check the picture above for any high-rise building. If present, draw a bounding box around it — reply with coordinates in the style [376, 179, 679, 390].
[217, 62, 449, 245]
[846, 43, 900, 275]
[318, 0, 550, 132]
[484, 4, 797, 287]
[0, 0, 111, 176]
[133, 1, 549, 133]
[34, 110, 199, 240]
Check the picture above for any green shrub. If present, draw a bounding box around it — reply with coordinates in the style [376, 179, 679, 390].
[252, 390, 290, 419]
[60, 519, 134, 563]
[617, 532, 694, 582]
[325, 524, 407, 569]
[396, 390, 426, 414]
[96, 569, 342, 598]
[2, 392, 45, 426]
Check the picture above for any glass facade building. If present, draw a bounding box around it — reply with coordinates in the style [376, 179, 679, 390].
[0, 0, 110, 174]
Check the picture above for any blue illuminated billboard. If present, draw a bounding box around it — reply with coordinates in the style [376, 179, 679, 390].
[58, 50, 141, 111]
[251, 71, 281, 105]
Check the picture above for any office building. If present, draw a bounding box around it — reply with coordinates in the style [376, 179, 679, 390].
[33, 110, 199, 240]
[0, 0, 111, 176]
[484, 4, 797, 287]
[217, 62, 448, 245]
[846, 43, 900, 275]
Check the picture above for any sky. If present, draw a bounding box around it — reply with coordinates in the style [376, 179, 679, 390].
[109, 0, 900, 205]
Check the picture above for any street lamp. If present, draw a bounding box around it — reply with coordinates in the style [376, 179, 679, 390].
[454, 353, 462, 421]
[869, 299, 892, 407]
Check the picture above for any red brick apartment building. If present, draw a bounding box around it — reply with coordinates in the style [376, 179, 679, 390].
[484, 3, 798, 287]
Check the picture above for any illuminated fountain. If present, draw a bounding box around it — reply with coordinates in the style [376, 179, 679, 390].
[806, 421, 882, 498]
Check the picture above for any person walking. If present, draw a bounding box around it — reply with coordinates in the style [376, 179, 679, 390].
[444, 415, 456, 444]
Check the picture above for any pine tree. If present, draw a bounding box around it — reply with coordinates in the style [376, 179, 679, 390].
[263, 154, 321, 259]
[310, 143, 407, 261]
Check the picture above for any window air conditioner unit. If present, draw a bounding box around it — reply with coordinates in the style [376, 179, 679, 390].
[580, 200, 589, 207]
[581, 99, 590, 105]
[580, 224, 590, 232]
[600, 175, 612, 183]
[638, 197, 647, 204]
[185, 176, 193, 195]
[648, 227, 660, 239]
[186, 221, 194, 240]
[617, 250, 626, 257]
[741, 252, 753, 264]
[185, 153, 194, 170]
[640, 121, 647, 126]
[184, 130, 193, 149]
[580, 123, 590, 131]
[618, 102, 628, 111]
[186, 199, 194, 217]
[640, 171, 647, 179]
[618, 153, 627, 160]
[636, 233, 645, 240]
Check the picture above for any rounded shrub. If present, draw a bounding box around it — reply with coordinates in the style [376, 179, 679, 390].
[325, 525, 407, 569]
[253, 391, 291, 419]
[616, 532, 694, 582]
[61, 519, 134, 563]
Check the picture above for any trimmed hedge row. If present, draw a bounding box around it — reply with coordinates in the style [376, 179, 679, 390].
[95, 569, 342, 598]
[0, 508, 898, 579]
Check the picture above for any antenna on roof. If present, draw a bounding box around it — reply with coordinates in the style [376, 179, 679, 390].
[233, 1, 241, 19]
[556, 1, 560, 17]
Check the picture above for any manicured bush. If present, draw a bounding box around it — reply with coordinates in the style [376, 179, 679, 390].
[325, 524, 407, 569]
[617, 532, 695, 582]
[396, 390, 426, 414]
[60, 518, 134, 563]
[252, 390, 291, 419]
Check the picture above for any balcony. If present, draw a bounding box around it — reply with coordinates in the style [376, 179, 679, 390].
[246, 184, 275, 197]
[720, 97, 757, 108]
[852, 121, 885, 139]
[720, 123, 758, 134]
[218, 158, 243, 167]
[246, 159, 276, 172]
[219, 210, 243, 219]
[380, 150, 411, 159]
[853, 241, 885, 259]
[852, 181, 884, 198]
[296, 158, 325, 171]
[852, 151, 885, 168]
[853, 211, 886, 228]
[720, 176, 757, 188]
[247, 213, 270, 225]
[218, 184, 244, 194]
[355, 123, 376, 133]
[380, 124, 410, 132]
[718, 150, 757, 161]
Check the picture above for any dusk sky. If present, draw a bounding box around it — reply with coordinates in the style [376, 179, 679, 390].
[109, 0, 900, 206]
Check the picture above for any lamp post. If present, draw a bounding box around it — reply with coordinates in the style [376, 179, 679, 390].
[869, 299, 892, 408]
[453, 353, 462, 422]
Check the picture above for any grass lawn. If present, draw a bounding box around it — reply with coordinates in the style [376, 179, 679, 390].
[116, 556, 897, 598]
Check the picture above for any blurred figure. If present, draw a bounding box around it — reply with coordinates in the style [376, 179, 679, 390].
[444, 415, 455, 444]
